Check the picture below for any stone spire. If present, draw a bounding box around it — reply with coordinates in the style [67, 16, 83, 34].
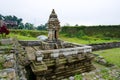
[48, 9, 60, 41]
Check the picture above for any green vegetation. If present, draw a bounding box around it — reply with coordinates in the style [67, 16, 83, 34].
[0, 14, 22, 28]
[61, 26, 120, 38]
[8, 29, 47, 40]
[8, 26, 120, 43]
[60, 26, 120, 44]
[99, 68, 118, 80]
[100, 69, 111, 79]
[60, 36, 119, 44]
[0, 14, 47, 30]
[10, 29, 47, 37]
[8, 33, 38, 40]
[0, 63, 3, 70]
[93, 48, 120, 67]
[74, 74, 82, 80]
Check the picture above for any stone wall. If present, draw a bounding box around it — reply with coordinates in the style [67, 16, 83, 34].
[19, 40, 41, 46]
[19, 40, 120, 51]
[0, 38, 27, 80]
[89, 42, 120, 51]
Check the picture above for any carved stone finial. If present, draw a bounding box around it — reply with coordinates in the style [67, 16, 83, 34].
[52, 9, 55, 14]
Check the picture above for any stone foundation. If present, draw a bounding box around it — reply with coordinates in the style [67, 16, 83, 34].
[21, 40, 95, 80]
[19, 40, 120, 50]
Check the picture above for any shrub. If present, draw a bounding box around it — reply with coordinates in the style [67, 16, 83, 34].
[61, 26, 120, 39]
[10, 29, 47, 37]
[0, 24, 10, 38]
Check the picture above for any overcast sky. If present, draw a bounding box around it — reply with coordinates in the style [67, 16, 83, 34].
[0, 0, 120, 26]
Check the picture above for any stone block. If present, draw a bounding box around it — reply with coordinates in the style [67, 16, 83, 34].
[0, 69, 16, 80]
[3, 61, 14, 68]
[3, 54, 14, 61]
[0, 38, 13, 45]
[37, 57, 43, 62]
[8, 70, 16, 80]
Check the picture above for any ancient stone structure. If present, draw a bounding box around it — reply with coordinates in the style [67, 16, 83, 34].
[1, 9, 120, 80]
[48, 9, 60, 41]
[19, 9, 95, 80]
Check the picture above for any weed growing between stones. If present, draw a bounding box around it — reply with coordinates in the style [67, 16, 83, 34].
[74, 74, 82, 80]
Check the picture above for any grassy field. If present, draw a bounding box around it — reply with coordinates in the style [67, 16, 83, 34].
[5, 30, 119, 44]
[93, 48, 120, 67]
[60, 36, 119, 44]
[7, 29, 119, 44]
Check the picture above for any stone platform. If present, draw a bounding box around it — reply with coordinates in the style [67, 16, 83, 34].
[21, 40, 95, 80]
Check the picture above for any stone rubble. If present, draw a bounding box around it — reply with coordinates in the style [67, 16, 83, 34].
[80, 67, 120, 80]
[0, 38, 27, 80]
[94, 54, 114, 67]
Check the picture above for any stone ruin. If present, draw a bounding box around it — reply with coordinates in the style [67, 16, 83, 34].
[0, 9, 95, 80]
[18, 9, 95, 80]
[0, 38, 27, 80]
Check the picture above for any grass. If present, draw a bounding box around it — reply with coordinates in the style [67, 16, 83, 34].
[93, 62, 106, 69]
[6, 30, 120, 44]
[60, 36, 120, 44]
[93, 48, 120, 67]
[0, 44, 12, 49]
[8, 33, 38, 40]
[74, 74, 82, 80]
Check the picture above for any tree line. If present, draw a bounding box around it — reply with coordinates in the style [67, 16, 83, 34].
[0, 14, 47, 30]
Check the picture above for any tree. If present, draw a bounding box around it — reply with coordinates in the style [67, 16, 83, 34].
[24, 23, 34, 30]
[75, 24, 79, 26]
[37, 23, 47, 30]
[2, 15, 23, 29]
[0, 14, 3, 20]
[18, 23, 24, 29]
